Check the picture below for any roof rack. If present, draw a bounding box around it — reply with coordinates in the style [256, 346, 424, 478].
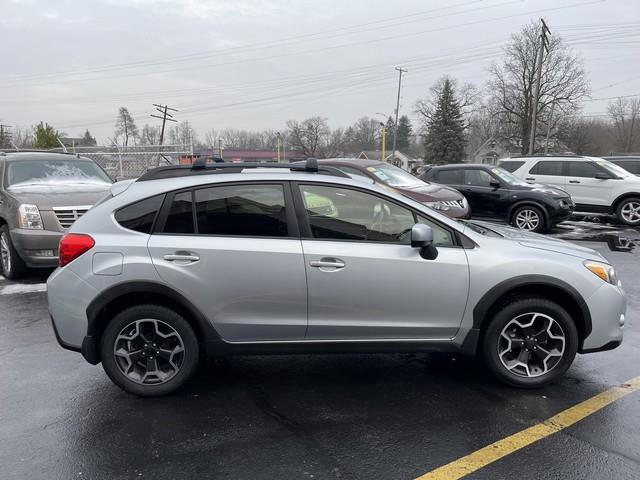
[137, 157, 350, 182]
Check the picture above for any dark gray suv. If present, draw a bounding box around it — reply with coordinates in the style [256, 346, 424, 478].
[0, 151, 112, 278]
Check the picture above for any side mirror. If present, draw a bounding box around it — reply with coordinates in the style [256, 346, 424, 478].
[489, 180, 501, 188]
[411, 223, 438, 260]
[595, 172, 612, 180]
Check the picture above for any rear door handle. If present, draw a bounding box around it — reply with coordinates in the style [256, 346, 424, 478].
[309, 258, 346, 269]
[569, 180, 581, 184]
[163, 252, 200, 264]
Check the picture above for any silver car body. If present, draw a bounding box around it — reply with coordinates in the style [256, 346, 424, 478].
[47, 169, 625, 358]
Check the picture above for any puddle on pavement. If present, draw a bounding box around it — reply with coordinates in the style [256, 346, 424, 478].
[551, 217, 639, 253]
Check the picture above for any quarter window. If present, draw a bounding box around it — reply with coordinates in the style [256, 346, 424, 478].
[499, 161, 525, 172]
[115, 194, 164, 234]
[529, 161, 564, 176]
[195, 184, 288, 237]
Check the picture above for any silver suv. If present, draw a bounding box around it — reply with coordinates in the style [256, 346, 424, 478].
[47, 159, 626, 397]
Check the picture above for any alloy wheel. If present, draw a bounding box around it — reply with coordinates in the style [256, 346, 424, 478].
[514, 209, 540, 231]
[621, 201, 640, 224]
[497, 312, 566, 378]
[113, 319, 185, 385]
[0, 233, 11, 274]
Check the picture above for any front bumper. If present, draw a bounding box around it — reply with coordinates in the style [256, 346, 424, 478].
[580, 282, 626, 353]
[548, 199, 575, 224]
[10, 228, 61, 268]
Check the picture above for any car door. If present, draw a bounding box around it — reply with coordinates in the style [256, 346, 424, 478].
[294, 182, 470, 340]
[147, 182, 308, 342]
[564, 161, 613, 207]
[461, 168, 503, 217]
[523, 160, 566, 190]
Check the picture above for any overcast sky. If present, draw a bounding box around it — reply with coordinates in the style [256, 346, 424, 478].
[1, 0, 639, 143]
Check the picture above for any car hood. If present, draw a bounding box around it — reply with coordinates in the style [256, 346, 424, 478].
[470, 221, 607, 261]
[395, 182, 463, 202]
[7, 184, 112, 210]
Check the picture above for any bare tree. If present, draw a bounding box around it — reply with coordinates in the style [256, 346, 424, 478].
[350, 117, 380, 151]
[488, 21, 589, 154]
[114, 107, 139, 148]
[167, 121, 197, 146]
[11, 126, 33, 148]
[608, 97, 640, 153]
[140, 124, 161, 145]
[286, 117, 330, 157]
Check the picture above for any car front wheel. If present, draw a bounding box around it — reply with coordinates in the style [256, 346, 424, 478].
[100, 305, 200, 397]
[510, 205, 545, 233]
[482, 297, 578, 388]
[616, 197, 640, 226]
[0, 225, 28, 280]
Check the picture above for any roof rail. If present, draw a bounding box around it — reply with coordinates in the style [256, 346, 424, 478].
[137, 157, 350, 182]
[508, 153, 583, 158]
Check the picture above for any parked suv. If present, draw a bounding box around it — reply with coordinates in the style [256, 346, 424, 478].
[318, 158, 470, 219]
[503, 156, 640, 226]
[603, 156, 640, 176]
[0, 152, 112, 278]
[421, 164, 574, 233]
[47, 159, 625, 397]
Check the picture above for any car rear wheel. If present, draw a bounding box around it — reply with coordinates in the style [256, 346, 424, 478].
[0, 225, 28, 280]
[510, 205, 545, 233]
[100, 305, 199, 397]
[616, 197, 640, 226]
[482, 297, 578, 388]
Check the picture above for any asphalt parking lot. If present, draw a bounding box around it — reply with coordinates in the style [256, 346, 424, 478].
[1, 218, 639, 480]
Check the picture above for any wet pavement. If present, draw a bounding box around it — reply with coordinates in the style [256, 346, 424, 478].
[1, 218, 639, 480]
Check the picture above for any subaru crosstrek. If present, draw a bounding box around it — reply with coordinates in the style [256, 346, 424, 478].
[47, 159, 625, 397]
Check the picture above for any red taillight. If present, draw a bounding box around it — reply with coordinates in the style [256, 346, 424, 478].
[58, 234, 95, 267]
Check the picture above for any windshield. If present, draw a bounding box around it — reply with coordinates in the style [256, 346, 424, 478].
[6, 159, 112, 189]
[595, 159, 633, 178]
[490, 167, 530, 186]
[367, 163, 423, 187]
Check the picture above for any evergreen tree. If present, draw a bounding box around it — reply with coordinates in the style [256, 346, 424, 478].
[82, 129, 97, 146]
[423, 78, 466, 163]
[32, 122, 60, 149]
[384, 116, 394, 153]
[396, 115, 412, 151]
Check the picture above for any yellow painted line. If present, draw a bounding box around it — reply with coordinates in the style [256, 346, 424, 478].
[416, 376, 640, 480]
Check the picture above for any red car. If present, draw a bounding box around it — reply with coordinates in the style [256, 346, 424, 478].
[318, 158, 471, 219]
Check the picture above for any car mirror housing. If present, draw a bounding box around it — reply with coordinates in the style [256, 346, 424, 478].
[411, 223, 439, 260]
[490, 180, 501, 188]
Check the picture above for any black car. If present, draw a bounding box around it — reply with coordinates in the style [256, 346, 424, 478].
[603, 156, 640, 176]
[420, 164, 574, 232]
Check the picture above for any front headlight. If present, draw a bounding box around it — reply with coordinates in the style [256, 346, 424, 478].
[424, 201, 449, 211]
[584, 260, 619, 285]
[18, 204, 44, 230]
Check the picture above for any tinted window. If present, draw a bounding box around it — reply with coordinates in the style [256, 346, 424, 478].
[568, 161, 599, 178]
[464, 169, 494, 187]
[115, 194, 164, 234]
[611, 160, 638, 174]
[335, 166, 370, 179]
[499, 160, 525, 172]
[529, 161, 564, 176]
[300, 184, 415, 243]
[163, 191, 194, 234]
[195, 184, 287, 237]
[435, 169, 462, 184]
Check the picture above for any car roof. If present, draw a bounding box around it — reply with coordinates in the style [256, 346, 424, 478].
[604, 156, 640, 161]
[499, 155, 602, 162]
[1, 151, 93, 162]
[428, 163, 490, 169]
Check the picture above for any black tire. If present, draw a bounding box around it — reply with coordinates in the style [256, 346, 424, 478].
[510, 205, 546, 233]
[100, 305, 200, 397]
[482, 297, 578, 388]
[0, 225, 28, 280]
[615, 197, 640, 226]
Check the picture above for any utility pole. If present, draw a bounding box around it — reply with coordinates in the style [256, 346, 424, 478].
[0, 124, 12, 149]
[379, 123, 386, 162]
[391, 67, 407, 165]
[276, 132, 282, 162]
[529, 18, 551, 155]
[151, 104, 178, 147]
[218, 139, 223, 160]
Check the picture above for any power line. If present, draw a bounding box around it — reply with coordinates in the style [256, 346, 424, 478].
[150, 104, 178, 147]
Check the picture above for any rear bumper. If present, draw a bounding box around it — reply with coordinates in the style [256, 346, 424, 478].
[10, 228, 61, 268]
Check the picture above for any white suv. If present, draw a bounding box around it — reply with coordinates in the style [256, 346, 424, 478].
[502, 156, 640, 226]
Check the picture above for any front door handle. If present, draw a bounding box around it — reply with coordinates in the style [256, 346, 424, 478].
[569, 180, 581, 184]
[163, 252, 200, 264]
[525, 177, 536, 181]
[309, 258, 346, 269]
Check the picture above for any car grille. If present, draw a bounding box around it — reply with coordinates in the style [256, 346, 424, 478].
[441, 200, 465, 208]
[53, 206, 91, 229]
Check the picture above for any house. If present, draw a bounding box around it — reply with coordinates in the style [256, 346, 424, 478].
[469, 136, 573, 164]
[357, 150, 421, 171]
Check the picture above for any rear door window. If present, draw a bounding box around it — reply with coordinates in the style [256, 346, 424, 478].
[115, 194, 164, 234]
[435, 169, 462, 184]
[529, 161, 564, 176]
[163, 191, 195, 234]
[498, 161, 525, 172]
